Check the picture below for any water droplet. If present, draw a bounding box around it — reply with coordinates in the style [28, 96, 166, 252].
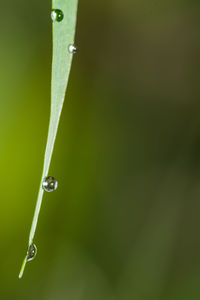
[42, 176, 58, 192]
[27, 244, 37, 262]
[51, 9, 64, 22]
[68, 44, 77, 54]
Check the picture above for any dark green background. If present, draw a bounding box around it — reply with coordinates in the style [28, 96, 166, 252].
[0, 0, 200, 299]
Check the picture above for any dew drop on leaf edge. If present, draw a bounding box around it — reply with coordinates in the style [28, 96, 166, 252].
[68, 44, 77, 54]
[27, 244, 37, 262]
[51, 9, 64, 22]
[42, 176, 58, 192]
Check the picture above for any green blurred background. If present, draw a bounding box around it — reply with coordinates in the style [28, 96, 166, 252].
[1, 0, 200, 299]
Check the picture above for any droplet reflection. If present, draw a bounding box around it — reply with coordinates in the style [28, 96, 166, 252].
[27, 244, 37, 262]
[42, 176, 58, 192]
[51, 9, 64, 22]
[68, 44, 77, 54]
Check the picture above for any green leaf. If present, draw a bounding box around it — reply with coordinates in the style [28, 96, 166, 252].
[19, 0, 78, 278]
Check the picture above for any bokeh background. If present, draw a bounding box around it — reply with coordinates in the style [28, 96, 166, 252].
[0, 0, 200, 299]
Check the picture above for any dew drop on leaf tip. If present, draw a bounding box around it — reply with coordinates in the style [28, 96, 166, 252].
[42, 176, 58, 192]
[27, 243, 37, 262]
[51, 9, 64, 22]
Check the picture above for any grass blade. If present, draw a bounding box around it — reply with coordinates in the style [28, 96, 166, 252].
[19, 0, 78, 278]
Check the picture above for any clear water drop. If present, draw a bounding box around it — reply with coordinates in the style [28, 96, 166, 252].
[51, 9, 64, 22]
[42, 176, 58, 192]
[27, 244, 37, 262]
[68, 44, 77, 54]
